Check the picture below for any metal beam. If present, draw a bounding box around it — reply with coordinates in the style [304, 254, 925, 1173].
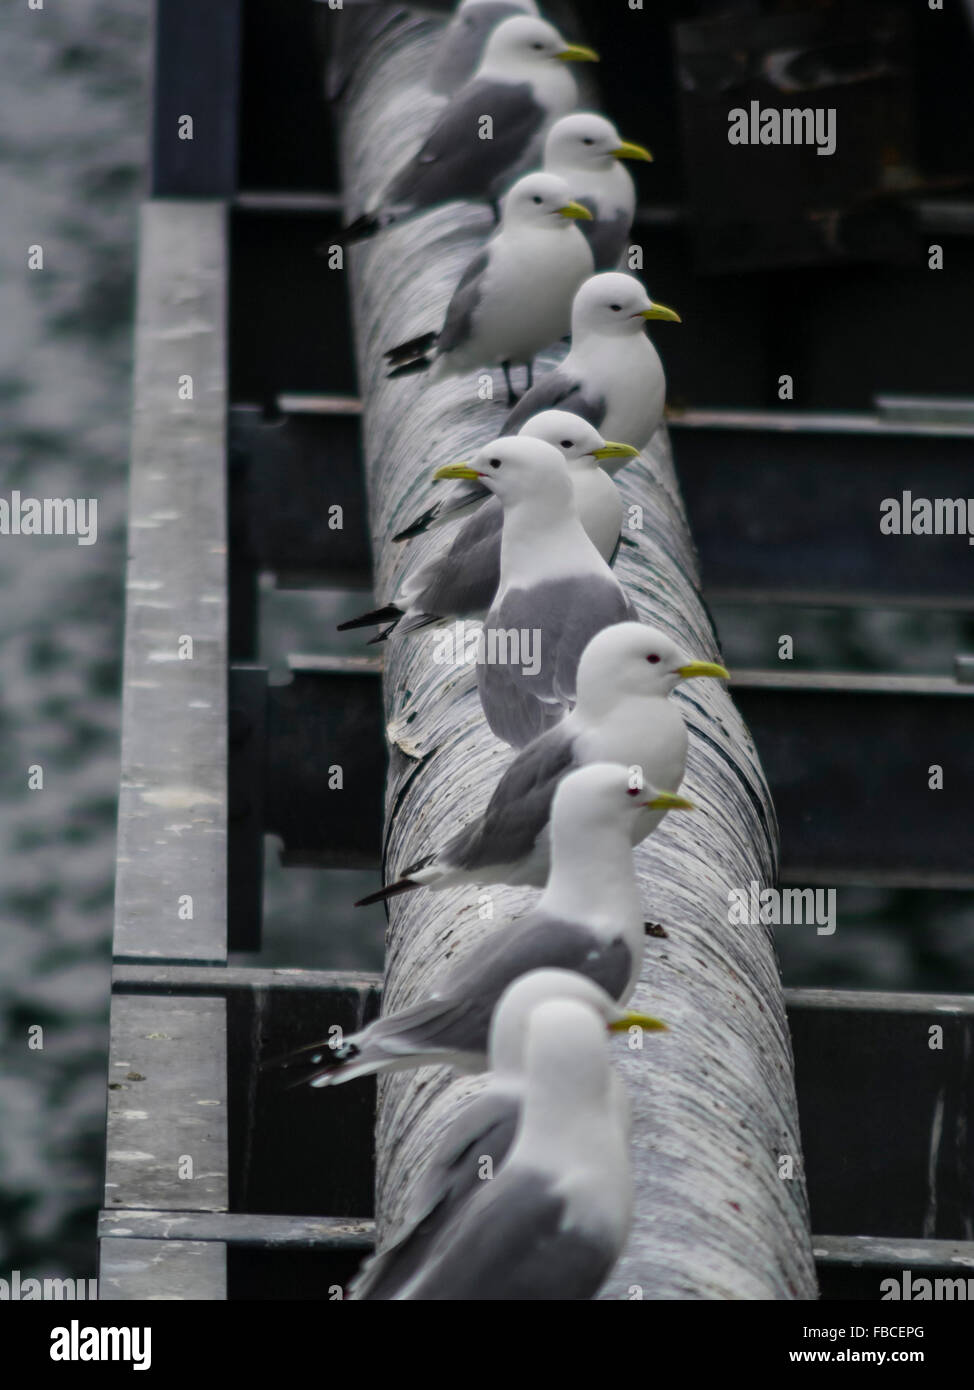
[151, 0, 242, 196]
[115, 200, 229, 965]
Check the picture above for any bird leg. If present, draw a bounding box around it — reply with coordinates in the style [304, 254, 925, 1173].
[489, 198, 501, 225]
[501, 361, 519, 407]
[525, 360, 534, 392]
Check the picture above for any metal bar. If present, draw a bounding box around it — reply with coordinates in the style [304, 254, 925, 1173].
[114, 200, 229, 965]
[99, 1210, 374, 1251]
[814, 1234, 974, 1270]
[112, 962, 382, 997]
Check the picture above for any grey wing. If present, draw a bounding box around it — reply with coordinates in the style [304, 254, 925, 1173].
[502, 369, 607, 435]
[411, 497, 504, 617]
[352, 1091, 519, 1300]
[582, 206, 632, 272]
[477, 616, 567, 749]
[405, 1170, 618, 1300]
[436, 249, 490, 356]
[542, 574, 637, 707]
[387, 79, 543, 208]
[441, 722, 577, 873]
[450, 913, 634, 1010]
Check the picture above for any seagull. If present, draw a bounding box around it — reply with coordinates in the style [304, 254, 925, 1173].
[349, 967, 663, 1299]
[393, 408, 633, 543]
[436, 437, 636, 748]
[277, 763, 688, 1086]
[358, 621, 721, 904]
[355, 978, 650, 1300]
[385, 172, 595, 402]
[430, 0, 540, 97]
[542, 113, 651, 270]
[337, 414, 634, 641]
[344, 17, 598, 241]
[502, 271, 680, 452]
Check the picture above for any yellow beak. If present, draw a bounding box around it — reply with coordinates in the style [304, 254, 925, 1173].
[557, 200, 593, 221]
[555, 43, 599, 62]
[612, 140, 653, 163]
[677, 660, 730, 681]
[609, 1012, 668, 1034]
[644, 791, 696, 812]
[592, 440, 640, 461]
[641, 302, 682, 324]
[433, 462, 480, 482]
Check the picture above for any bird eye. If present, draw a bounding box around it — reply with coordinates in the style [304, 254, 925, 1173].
[532, 195, 543, 204]
[560, 440, 573, 448]
[488, 458, 501, 469]
[647, 654, 661, 664]
[609, 304, 622, 312]
[532, 42, 545, 50]
[582, 138, 595, 145]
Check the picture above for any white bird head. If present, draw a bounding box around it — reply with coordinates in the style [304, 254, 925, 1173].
[517, 409, 639, 471]
[434, 436, 573, 511]
[489, 967, 666, 1075]
[544, 113, 653, 171]
[550, 762, 695, 847]
[501, 172, 593, 229]
[575, 621, 730, 711]
[479, 16, 598, 76]
[458, 0, 538, 14]
[571, 271, 681, 339]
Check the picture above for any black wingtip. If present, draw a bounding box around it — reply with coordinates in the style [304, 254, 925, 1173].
[355, 878, 420, 908]
[342, 212, 383, 244]
[384, 331, 438, 364]
[392, 507, 439, 543]
[262, 1038, 359, 1088]
[337, 604, 402, 632]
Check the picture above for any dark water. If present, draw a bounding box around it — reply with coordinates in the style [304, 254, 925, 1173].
[1, 2, 972, 1287]
[0, 3, 147, 1279]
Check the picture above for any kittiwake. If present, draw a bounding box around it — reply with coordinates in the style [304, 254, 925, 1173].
[349, 967, 663, 1299]
[385, 172, 595, 403]
[278, 763, 686, 1086]
[502, 270, 680, 452]
[358, 621, 721, 904]
[542, 112, 652, 270]
[344, 17, 598, 240]
[437, 437, 637, 748]
[430, 0, 540, 97]
[339, 413, 634, 641]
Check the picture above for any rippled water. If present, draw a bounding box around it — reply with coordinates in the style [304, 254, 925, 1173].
[0, 1, 147, 1281]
